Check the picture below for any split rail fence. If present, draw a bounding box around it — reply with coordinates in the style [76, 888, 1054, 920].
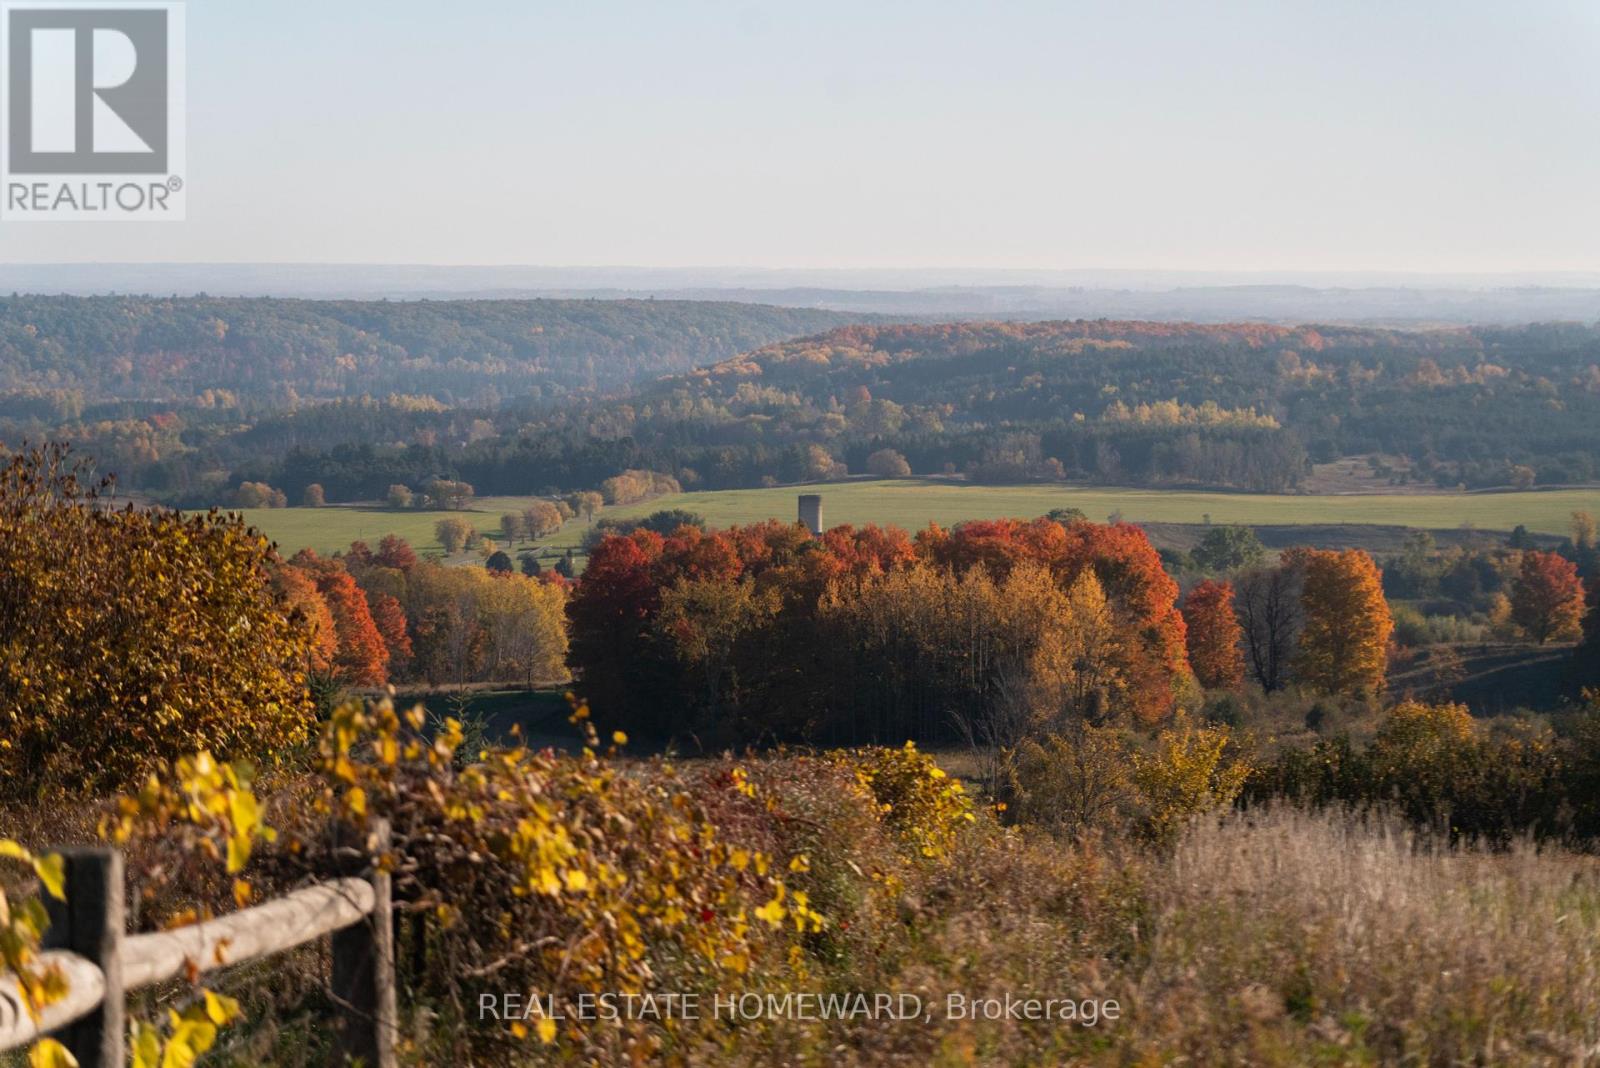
[0, 822, 395, 1068]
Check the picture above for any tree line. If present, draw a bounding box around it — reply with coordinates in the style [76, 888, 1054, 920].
[566, 514, 1410, 748]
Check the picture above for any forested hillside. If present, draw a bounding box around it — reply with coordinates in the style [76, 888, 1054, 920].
[0, 295, 867, 408]
[7, 311, 1600, 502]
[402, 319, 1600, 499]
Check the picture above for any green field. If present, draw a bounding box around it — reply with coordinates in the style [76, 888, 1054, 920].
[219, 478, 1600, 558]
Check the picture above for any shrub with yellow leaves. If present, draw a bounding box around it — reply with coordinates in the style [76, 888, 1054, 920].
[829, 742, 976, 860]
[684, 752, 922, 992]
[103, 750, 276, 926]
[22, 704, 984, 1066]
[1004, 722, 1133, 835]
[1132, 714, 1252, 845]
[1364, 699, 1489, 836]
[281, 695, 829, 1062]
[3, 804, 247, 1068]
[128, 989, 241, 1068]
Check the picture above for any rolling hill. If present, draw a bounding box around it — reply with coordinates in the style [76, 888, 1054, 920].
[0, 295, 873, 409]
[418, 319, 1600, 499]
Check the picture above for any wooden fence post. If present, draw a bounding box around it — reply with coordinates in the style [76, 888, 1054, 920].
[43, 848, 125, 1068]
[331, 820, 396, 1068]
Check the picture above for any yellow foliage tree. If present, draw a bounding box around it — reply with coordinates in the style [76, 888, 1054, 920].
[1291, 548, 1394, 696]
[521, 499, 565, 539]
[1025, 568, 1125, 726]
[477, 569, 569, 688]
[655, 576, 780, 719]
[403, 563, 566, 688]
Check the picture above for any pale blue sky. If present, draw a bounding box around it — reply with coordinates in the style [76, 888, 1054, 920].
[3, 0, 1599, 271]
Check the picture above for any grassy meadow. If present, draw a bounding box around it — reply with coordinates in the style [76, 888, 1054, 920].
[222, 478, 1600, 557]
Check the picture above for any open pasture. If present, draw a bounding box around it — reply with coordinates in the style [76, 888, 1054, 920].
[220, 479, 1600, 557]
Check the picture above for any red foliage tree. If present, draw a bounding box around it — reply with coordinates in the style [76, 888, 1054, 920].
[272, 562, 337, 674]
[345, 540, 374, 568]
[374, 533, 419, 573]
[368, 592, 413, 675]
[566, 530, 669, 721]
[657, 525, 743, 584]
[817, 523, 917, 578]
[1182, 579, 1245, 690]
[293, 550, 389, 685]
[1511, 550, 1585, 644]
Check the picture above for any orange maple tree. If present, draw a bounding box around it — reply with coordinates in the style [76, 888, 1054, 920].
[271, 563, 338, 674]
[1182, 579, 1245, 690]
[1511, 550, 1585, 644]
[292, 550, 389, 685]
[367, 591, 413, 673]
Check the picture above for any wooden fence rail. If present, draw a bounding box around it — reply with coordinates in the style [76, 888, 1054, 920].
[0, 822, 395, 1068]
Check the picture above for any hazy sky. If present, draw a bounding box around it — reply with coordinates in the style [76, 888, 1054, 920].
[3, 0, 1599, 271]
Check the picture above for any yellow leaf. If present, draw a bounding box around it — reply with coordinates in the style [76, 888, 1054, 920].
[28, 1038, 78, 1068]
[201, 989, 241, 1026]
[31, 854, 66, 901]
[131, 1022, 162, 1068]
[225, 835, 250, 875]
[161, 1016, 217, 1068]
[536, 1017, 557, 1045]
[227, 791, 260, 839]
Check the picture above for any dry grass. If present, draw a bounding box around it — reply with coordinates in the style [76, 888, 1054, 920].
[1134, 810, 1600, 1065]
[738, 806, 1600, 1067]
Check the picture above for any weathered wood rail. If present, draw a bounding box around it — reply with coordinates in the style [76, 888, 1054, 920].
[0, 822, 395, 1068]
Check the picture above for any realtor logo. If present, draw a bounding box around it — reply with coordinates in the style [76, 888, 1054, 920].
[1, 1, 185, 219]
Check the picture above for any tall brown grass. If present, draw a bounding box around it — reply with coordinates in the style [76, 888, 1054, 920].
[735, 806, 1600, 1066]
[1137, 809, 1600, 1064]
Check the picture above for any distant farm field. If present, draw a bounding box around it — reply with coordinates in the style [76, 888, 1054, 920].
[216, 479, 1600, 557]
